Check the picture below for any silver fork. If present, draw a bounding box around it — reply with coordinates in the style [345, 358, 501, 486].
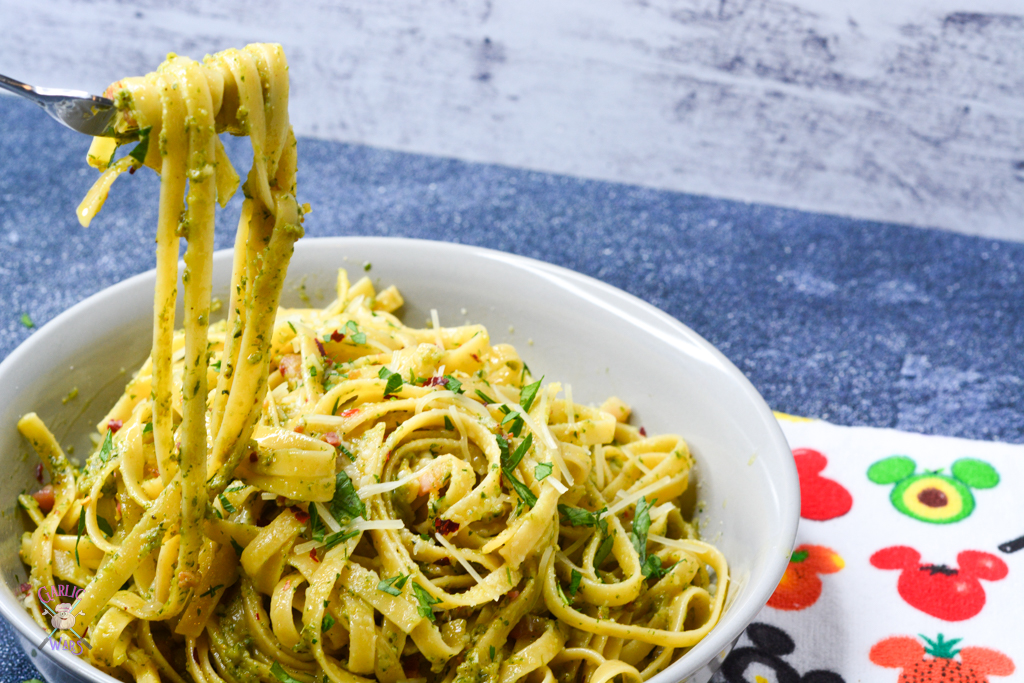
[0, 73, 116, 136]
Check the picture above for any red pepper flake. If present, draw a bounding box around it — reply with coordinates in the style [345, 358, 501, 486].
[315, 339, 327, 357]
[639, 427, 647, 437]
[341, 408, 359, 418]
[436, 557, 451, 566]
[293, 509, 310, 524]
[128, 165, 137, 175]
[34, 463, 44, 485]
[108, 419, 124, 433]
[425, 375, 448, 388]
[331, 330, 344, 342]
[310, 549, 320, 562]
[294, 424, 305, 434]
[323, 432, 341, 447]
[434, 518, 460, 536]
[471, 354, 480, 362]
[255, 612, 260, 621]
[249, 452, 258, 463]
[18, 583, 30, 596]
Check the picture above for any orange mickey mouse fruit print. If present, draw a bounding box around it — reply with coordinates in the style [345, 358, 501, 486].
[768, 544, 844, 611]
[871, 633, 1014, 682]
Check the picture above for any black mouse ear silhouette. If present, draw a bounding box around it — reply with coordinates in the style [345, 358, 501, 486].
[746, 623, 795, 656]
[802, 670, 846, 683]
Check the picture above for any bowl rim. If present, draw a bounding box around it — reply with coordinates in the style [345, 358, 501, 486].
[0, 235, 798, 682]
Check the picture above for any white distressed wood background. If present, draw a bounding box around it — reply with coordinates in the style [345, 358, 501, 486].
[2, 0, 1021, 240]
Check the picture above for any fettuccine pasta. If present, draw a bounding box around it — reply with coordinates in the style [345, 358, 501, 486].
[17, 44, 728, 683]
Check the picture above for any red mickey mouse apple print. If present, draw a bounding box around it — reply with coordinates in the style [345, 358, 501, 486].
[793, 448, 852, 520]
[870, 546, 1008, 621]
[768, 544, 844, 611]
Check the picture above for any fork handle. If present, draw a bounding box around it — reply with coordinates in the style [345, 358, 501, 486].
[0, 73, 48, 106]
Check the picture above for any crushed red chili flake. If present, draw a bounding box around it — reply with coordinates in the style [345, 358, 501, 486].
[129, 165, 137, 175]
[108, 419, 124, 433]
[294, 424, 305, 434]
[323, 432, 342, 447]
[293, 509, 310, 524]
[341, 408, 359, 418]
[639, 426, 647, 437]
[249, 452, 258, 463]
[315, 339, 327, 357]
[434, 518, 460, 536]
[436, 557, 451, 566]
[34, 463, 44, 484]
[424, 375, 448, 387]
[331, 330, 344, 342]
[310, 549, 320, 562]
[471, 354, 480, 362]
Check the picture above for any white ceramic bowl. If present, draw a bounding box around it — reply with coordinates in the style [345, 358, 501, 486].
[0, 237, 798, 683]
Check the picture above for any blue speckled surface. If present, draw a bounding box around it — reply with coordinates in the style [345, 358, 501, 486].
[0, 87, 1022, 680]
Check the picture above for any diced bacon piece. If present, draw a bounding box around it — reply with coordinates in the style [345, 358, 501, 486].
[323, 432, 342, 447]
[108, 419, 124, 433]
[31, 485, 54, 513]
[278, 353, 302, 379]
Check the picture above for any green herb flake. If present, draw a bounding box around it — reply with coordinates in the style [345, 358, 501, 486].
[323, 528, 359, 550]
[199, 584, 224, 599]
[535, 462, 553, 481]
[97, 516, 114, 537]
[377, 573, 410, 597]
[444, 415, 454, 431]
[519, 377, 544, 412]
[19, 313, 35, 329]
[568, 568, 583, 598]
[489, 645, 496, 661]
[475, 389, 496, 405]
[270, 662, 304, 683]
[128, 126, 153, 164]
[229, 538, 245, 556]
[343, 320, 366, 345]
[98, 429, 115, 463]
[218, 493, 237, 514]
[142, 422, 154, 435]
[594, 533, 615, 568]
[75, 513, 85, 566]
[330, 471, 366, 521]
[321, 615, 335, 632]
[443, 375, 464, 394]
[411, 582, 441, 622]
[378, 367, 404, 397]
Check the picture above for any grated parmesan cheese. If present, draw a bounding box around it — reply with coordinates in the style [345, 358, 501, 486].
[434, 533, 483, 583]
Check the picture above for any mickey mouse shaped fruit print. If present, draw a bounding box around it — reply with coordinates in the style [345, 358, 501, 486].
[870, 634, 1014, 682]
[867, 456, 998, 523]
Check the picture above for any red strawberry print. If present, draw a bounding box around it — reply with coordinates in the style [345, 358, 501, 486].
[768, 544, 844, 611]
[870, 546, 1008, 621]
[793, 448, 852, 520]
[871, 633, 1014, 682]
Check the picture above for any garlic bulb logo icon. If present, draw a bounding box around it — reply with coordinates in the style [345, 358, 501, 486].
[50, 602, 76, 630]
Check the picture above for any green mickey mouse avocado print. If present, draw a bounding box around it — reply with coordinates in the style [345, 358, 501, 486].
[867, 456, 999, 524]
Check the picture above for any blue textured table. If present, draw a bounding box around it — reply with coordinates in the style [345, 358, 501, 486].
[0, 87, 1021, 680]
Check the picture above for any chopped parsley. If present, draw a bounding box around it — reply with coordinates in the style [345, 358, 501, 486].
[343, 320, 366, 345]
[321, 615, 335, 632]
[568, 568, 583, 599]
[519, 377, 543, 412]
[229, 538, 245, 556]
[475, 389, 496, 404]
[309, 503, 324, 542]
[199, 584, 224, 599]
[377, 573, 410, 597]
[631, 496, 669, 579]
[323, 528, 359, 550]
[20, 312, 35, 329]
[96, 516, 114, 537]
[497, 434, 536, 507]
[75, 513, 85, 566]
[98, 429, 115, 463]
[218, 493, 236, 514]
[270, 662, 304, 683]
[443, 375, 463, 394]
[378, 367, 403, 398]
[411, 582, 441, 622]
[594, 534, 615, 568]
[557, 504, 607, 532]
[142, 422, 153, 435]
[128, 126, 153, 164]
[330, 471, 366, 521]
[444, 415, 454, 431]
[534, 462, 553, 481]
